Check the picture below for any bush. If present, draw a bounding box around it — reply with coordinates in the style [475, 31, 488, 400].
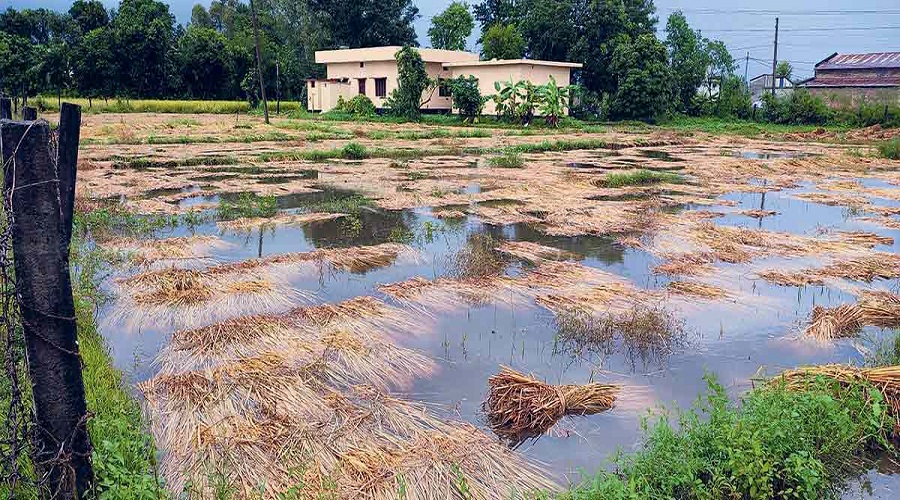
[341, 141, 368, 160]
[761, 89, 832, 125]
[447, 76, 486, 121]
[566, 374, 893, 500]
[336, 94, 376, 116]
[877, 137, 900, 160]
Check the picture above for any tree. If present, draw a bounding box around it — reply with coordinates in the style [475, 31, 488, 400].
[190, 4, 214, 28]
[178, 26, 233, 99]
[310, 0, 419, 48]
[69, 0, 108, 33]
[569, 0, 628, 98]
[112, 0, 177, 97]
[0, 32, 35, 100]
[609, 33, 672, 121]
[473, 0, 522, 31]
[665, 11, 707, 113]
[428, 2, 474, 51]
[775, 60, 793, 81]
[72, 27, 117, 104]
[480, 23, 524, 60]
[519, 0, 577, 61]
[384, 46, 432, 120]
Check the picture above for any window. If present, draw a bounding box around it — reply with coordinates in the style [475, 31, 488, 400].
[438, 78, 451, 97]
[358, 78, 366, 95]
[360, 62, 365, 68]
[375, 78, 387, 98]
[310, 80, 315, 88]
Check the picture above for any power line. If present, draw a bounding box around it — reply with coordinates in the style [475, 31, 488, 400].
[657, 8, 900, 15]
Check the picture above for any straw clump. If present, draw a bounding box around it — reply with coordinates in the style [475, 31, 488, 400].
[772, 364, 900, 417]
[217, 211, 346, 231]
[484, 366, 619, 448]
[666, 280, 728, 299]
[803, 291, 900, 341]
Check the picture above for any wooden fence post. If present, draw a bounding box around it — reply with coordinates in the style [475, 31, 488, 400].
[0, 98, 10, 120]
[0, 112, 93, 498]
[57, 103, 81, 247]
[22, 107, 37, 121]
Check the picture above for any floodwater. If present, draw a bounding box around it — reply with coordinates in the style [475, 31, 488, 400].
[96, 177, 900, 494]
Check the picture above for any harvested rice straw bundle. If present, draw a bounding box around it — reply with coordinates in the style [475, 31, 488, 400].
[771, 364, 900, 417]
[740, 209, 778, 219]
[837, 230, 894, 248]
[653, 252, 716, 276]
[666, 281, 728, 299]
[756, 269, 825, 287]
[819, 253, 900, 282]
[107, 235, 228, 267]
[858, 291, 900, 328]
[803, 304, 864, 341]
[484, 366, 620, 448]
[216, 211, 346, 231]
[108, 268, 307, 331]
[496, 241, 580, 263]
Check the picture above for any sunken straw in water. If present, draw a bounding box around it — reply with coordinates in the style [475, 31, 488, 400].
[483, 365, 619, 448]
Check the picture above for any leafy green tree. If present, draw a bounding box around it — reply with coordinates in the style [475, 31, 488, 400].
[569, 0, 627, 98]
[428, 2, 474, 51]
[0, 32, 35, 99]
[609, 33, 672, 121]
[704, 39, 735, 96]
[112, 0, 177, 97]
[775, 60, 793, 81]
[190, 4, 214, 28]
[519, 0, 577, 61]
[69, 0, 108, 33]
[473, 0, 522, 31]
[448, 75, 486, 121]
[384, 46, 433, 120]
[480, 23, 525, 60]
[310, 0, 419, 48]
[177, 26, 233, 99]
[665, 11, 707, 114]
[72, 27, 117, 105]
[716, 75, 751, 118]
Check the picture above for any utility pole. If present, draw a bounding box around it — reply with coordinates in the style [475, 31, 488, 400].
[249, 0, 269, 124]
[771, 17, 779, 96]
[276, 59, 281, 115]
[744, 52, 750, 83]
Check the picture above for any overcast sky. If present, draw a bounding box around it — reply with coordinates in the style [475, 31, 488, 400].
[5, 0, 899, 79]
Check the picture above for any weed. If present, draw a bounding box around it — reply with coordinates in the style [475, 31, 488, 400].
[404, 171, 430, 181]
[341, 142, 368, 160]
[564, 374, 893, 500]
[488, 152, 525, 169]
[447, 233, 507, 279]
[596, 169, 684, 188]
[112, 155, 236, 170]
[877, 138, 900, 160]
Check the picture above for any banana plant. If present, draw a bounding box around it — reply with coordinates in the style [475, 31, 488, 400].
[514, 80, 538, 125]
[536, 75, 575, 127]
[492, 79, 518, 120]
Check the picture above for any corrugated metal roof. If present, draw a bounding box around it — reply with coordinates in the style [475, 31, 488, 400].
[799, 75, 900, 88]
[816, 52, 900, 70]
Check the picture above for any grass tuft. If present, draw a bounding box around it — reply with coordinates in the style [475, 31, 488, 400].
[877, 137, 900, 160]
[487, 152, 525, 169]
[596, 169, 684, 188]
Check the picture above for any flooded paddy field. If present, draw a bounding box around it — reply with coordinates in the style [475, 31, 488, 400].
[72, 113, 900, 497]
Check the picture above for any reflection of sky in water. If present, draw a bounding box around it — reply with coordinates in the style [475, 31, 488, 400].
[97, 181, 900, 491]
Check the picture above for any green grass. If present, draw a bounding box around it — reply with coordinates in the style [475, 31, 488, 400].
[597, 169, 684, 188]
[34, 97, 303, 115]
[659, 116, 852, 138]
[84, 131, 296, 146]
[487, 152, 525, 168]
[877, 138, 900, 160]
[565, 373, 893, 500]
[111, 155, 237, 170]
[341, 141, 368, 160]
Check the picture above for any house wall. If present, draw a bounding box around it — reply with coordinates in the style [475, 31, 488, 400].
[450, 63, 575, 116]
[306, 80, 354, 113]
[807, 87, 900, 108]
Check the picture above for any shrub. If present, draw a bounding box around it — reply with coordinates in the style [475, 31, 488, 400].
[447, 76, 486, 121]
[761, 89, 832, 125]
[877, 137, 900, 160]
[341, 141, 368, 160]
[566, 374, 893, 500]
[384, 46, 433, 121]
[217, 193, 277, 220]
[337, 94, 376, 117]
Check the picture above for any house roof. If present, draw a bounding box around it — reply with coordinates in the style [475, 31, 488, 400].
[315, 46, 479, 65]
[798, 76, 900, 88]
[443, 59, 583, 69]
[815, 52, 900, 70]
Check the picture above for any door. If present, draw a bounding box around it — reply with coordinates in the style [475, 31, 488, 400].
[358, 78, 367, 96]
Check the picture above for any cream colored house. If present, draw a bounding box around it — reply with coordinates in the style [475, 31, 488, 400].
[307, 46, 582, 115]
